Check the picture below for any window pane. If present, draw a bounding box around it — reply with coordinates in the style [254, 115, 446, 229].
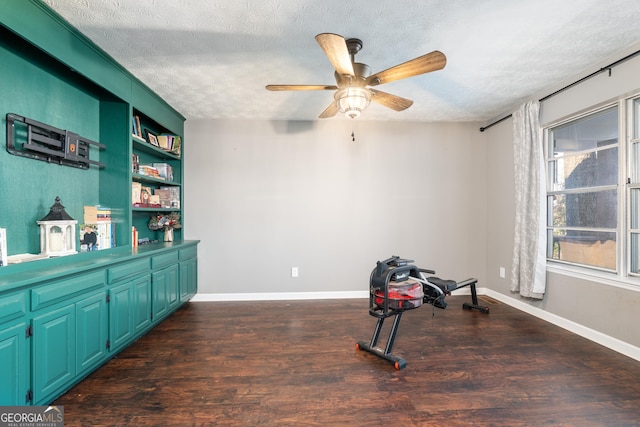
[549, 190, 617, 228]
[633, 98, 640, 140]
[631, 233, 640, 273]
[550, 107, 618, 155]
[631, 188, 640, 229]
[549, 147, 617, 191]
[630, 142, 640, 183]
[549, 229, 616, 270]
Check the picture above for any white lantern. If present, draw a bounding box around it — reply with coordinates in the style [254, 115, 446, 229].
[37, 196, 77, 257]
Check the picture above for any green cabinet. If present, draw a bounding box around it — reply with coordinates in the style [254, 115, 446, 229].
[109, 281, 135, 351]
[31, 270, 107, 405]
[109, 274, 152, 351]
[132, 274, 152, 334]
[0, 242, 197, 406]
[151, 265, 179, 321]
[0, 321, 28, 405]
[0, 290, 28, 404]
[107, 258, 152, 352]
[0, 2, 198, 406]
[76, 292, 108, 376]
[180, 246, 198, 302]
[32, 304, 75, 404]
[151, 251, 180, 322]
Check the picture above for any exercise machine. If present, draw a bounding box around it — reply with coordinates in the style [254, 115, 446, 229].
[355, 256, 489, 370]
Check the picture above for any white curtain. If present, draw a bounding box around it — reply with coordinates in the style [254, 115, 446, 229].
[510, 101, 546, 299]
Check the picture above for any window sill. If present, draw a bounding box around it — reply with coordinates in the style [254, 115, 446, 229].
[547, 262, 640, 293]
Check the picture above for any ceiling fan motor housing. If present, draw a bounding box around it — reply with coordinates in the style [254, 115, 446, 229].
[335, 62, 371, 87]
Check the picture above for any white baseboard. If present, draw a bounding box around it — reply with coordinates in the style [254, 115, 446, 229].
[481, 289, 640, 362]
[192, 287, 640, 362]
[191, 291, 369, 302]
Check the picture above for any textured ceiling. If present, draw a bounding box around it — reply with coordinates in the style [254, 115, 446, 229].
[43, 0, 640, 123]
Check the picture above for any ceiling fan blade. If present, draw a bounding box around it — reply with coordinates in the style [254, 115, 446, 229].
[367, 50, 446, 86]
[319, 101, 339, 118]
[370, 89, 414, 111]
[266, 84, 338, 91]
[315, 33, 355, 77]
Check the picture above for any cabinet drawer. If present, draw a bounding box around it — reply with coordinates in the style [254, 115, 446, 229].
[31, 271, 105, 311]
[179, 246, 197, 261]
[0, 291, 27, 325]
[108, 258, 151, 284]
[151, 251, 179, 270]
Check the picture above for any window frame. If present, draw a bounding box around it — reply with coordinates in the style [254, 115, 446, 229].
[543, 98, 628, 277]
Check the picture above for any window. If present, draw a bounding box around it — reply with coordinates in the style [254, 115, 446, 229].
[628, 97, 640, 274]
[546, 106, 619, 271]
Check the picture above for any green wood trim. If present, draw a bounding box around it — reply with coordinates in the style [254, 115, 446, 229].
[0, 241, 198, 293]
[0, 0, 185, 122]
[151, 251, 180, 270]
[107, 258, 151, 285]
[31, 270, 105, 311]
[179, 246, 198, 261]
[0, 291, 27, 325]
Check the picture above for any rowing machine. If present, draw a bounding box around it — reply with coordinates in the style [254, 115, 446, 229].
[356, 256, 489, 370]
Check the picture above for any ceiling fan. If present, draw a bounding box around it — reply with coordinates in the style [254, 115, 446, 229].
[266, 33, 446, 119]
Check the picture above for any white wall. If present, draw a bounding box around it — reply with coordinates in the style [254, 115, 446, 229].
[184, 119, 486, 296]
[483, 53, 640, 350]
[183, 51, 640, 353]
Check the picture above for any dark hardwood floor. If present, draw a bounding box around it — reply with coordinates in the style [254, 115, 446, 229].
[54, 296, 640, 426]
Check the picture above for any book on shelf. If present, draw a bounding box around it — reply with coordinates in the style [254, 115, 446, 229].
[84, 205, 111, 223]
[84, 205, 98, 224]
[152, 163, 173, 181]
[80, 223, 115, 251]
[154, 188, 171, 208]
[132, 185, 162, 208]
[133, 115, 142, 138]
[97, 206, 111, 222]
[132, 182, 142, 205]
[132, 226, 138, 249]
[137, 164, 162, 179]
[81, 205, 115, 251]
[160, 186, 180, 208]
[157, 134, 181, 156]
[0, 227, 7, 267]
[132, 153, 139, 173]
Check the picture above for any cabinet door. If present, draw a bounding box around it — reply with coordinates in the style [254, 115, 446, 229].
[132, 274, 151, 334]
[151, 269, 168, 321]
[76, 292, 107, 375]
[180, 258, 198, 301]
[166, 264, 180, 310]
[32, 305, 75, 404]
[0, 322, 28, 405]
[152, 264, 179, 321]
[109, 282, 134, 351]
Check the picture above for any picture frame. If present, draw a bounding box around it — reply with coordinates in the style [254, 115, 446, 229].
[145, 129, 159, 147]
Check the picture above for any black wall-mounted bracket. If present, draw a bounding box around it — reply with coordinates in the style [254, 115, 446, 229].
[6, 113, 105, 169]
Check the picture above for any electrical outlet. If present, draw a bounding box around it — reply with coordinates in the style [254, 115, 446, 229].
[291, 267, 299, 278]
[499, 267, 506, 278]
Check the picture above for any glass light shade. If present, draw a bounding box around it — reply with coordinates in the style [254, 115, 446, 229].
[335, 87, 371, 119]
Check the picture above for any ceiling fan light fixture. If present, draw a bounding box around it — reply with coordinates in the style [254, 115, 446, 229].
[335, 87, 371, 119]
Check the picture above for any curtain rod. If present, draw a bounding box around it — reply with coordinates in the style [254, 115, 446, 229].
[478, 48, 640, 132]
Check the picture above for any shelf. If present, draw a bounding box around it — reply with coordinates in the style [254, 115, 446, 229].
[132, 136, 180, 160]
[132, 207, 181, 212]
[132, 173, 181, 186]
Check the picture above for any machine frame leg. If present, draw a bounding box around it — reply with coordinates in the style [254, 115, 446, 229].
[459, 280, 490, 314]
[356, 312, 407, 370]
